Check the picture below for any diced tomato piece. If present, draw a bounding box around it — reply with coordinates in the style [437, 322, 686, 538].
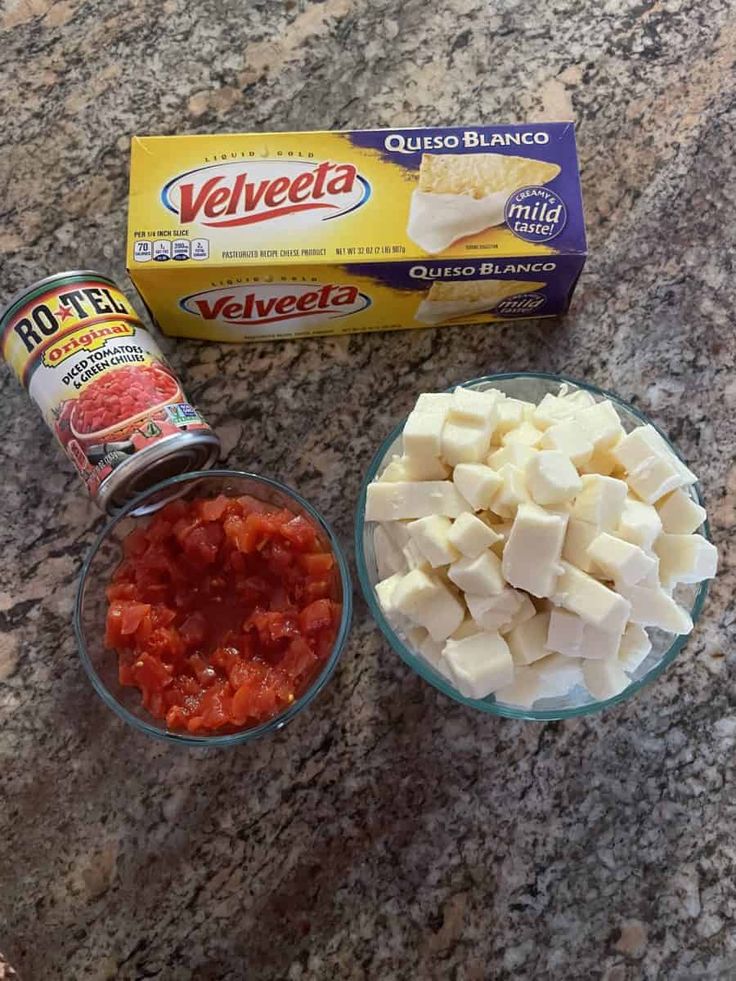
[279, 515, 318, 550]
[132, 653, 173, 694]
[106, 581, 137, 602]
[179, 611, 207, 647]
[199, 495, 228, 522]
[120, 601, 151, 636]
[299, 552, 334, 575]
[279, 637, 319, 682]
[298, 599, 335, 635]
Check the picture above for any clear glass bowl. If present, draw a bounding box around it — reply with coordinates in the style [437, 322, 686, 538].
[355, 372, 710, 720]
[75, 470, 352, 746]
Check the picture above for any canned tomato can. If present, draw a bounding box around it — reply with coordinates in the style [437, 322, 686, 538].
[0, 270, 220, 513]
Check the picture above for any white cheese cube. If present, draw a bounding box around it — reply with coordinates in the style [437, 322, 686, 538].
[546, 607, 585, 657]
[414, 392, 453, 413]
[441, 419, 493, 466]
[618, 583, 693, 634]
[402, 410, 446, 463]
[487, 443, 538, 471]
[502, 421, 543, 448]
[443, 631, 514, 699]
[406, 515, 459, 568]
[533, 653, 585, 698]
[366, 480, 470, 521]
[451, 618, 483, 640]
[448, 512, 502, 557]
[614, 425, 696, 503]
[656, 489, 706, 535]
[618, 624, 652, 674]
[490, 464, 531, 518]
[527, 450, 583, 506]
[562, 388, 596, 409]
[466, 588, 526, 632]
[654, 533, 718, 587]
[617, 498, 662, 550]
[540, 419, 594, 465]
[448, 550, 505, 595]
[375, 572, 404, 619]
[562, 518, 600, 573]
[502, 501, 567, 598]
[553, 561, 630, 635]
[506, 611, 551, 665]
[373, 524, 407, 579]
[576, 400, 625, 450]
[582, 659, 629, 701]
[587, 532, 658, 586]
[452, 463, 503, 511]
[547, 608, 622, 660]
[378, 456, 412, 482]
[379, 455, 450, 482]
[494, 666, 542, 709]
[402, 540, 430, 571]
[570, 474, 628, 530]
[393, 569, 465, 641]
[532, 393, 578, 430]
[579, 445, 621, 477]
[492, 398, 525, 436]
[502, 593, 537, 633]
[449, 387, 499, 426]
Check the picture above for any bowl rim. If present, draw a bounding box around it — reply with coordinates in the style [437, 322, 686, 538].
[75, 468, 353, 746]
[354, 370, 710, 721]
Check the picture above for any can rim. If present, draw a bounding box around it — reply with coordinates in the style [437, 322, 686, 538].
[0, 269, 120, 329]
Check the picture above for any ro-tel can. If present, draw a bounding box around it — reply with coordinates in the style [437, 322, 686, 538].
[0, 270, 220, 513]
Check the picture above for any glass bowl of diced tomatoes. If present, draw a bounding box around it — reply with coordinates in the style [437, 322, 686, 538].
[75, 470, 352, 745]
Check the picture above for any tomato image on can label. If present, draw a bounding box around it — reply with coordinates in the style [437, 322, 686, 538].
[0, 270, 220, 512]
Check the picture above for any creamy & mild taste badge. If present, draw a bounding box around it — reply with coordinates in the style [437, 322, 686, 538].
[0, 271, 220, 512]
[126, 124, 587, 342]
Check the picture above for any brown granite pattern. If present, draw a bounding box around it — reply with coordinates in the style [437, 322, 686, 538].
[0, 0, 735, 978]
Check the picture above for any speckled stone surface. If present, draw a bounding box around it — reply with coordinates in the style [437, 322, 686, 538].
[0, 1, 735, 978]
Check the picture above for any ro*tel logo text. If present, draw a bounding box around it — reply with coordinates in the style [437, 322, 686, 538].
[162, 160, 371, 228]
[180, 283, 371, 329]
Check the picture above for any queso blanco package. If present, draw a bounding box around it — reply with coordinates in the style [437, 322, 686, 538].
[126, 124, 587, 342]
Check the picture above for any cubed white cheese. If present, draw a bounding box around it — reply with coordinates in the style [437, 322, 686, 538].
[656, 488, 706, 535]
[451, 618, 483, 641]
[402, 409, 445, 462]
[527, 450, 583, 506]
[579, 445, 621, 477]
[617, 498, 663, 550]
[562, 518, 600, 574]
[443, 631, 514, 698]
[441, 418, 493, 466]
[546, 607, 622, 660]
[452, 463, 503, 511]
[449, 387, 499, 426]
[582, 659, 629, 700]
[490, 464, 531, 518]
[401, 540, 430, 571]
[466, 588, 528, 632]
[553, 561, 630, 635]
[614, 425, 696, 503]
[366, 480, 470, 521]
[540, 419, 594, 465]
[406, 514, 459, 568]
[379, 455, 451, 482]
[492, 398, 525, 436]
[502, 421, 543, 448]
[494, 666, 542, 709]
[414, 392, 453, 413]
[577, 400, 625, 450]
[447, 511, 502, 557]
[502, 502, 567, 598]
[570, 474, 628, 530]
[562, 387, 596, 409]
[487, 443, 539, 471]
[587, 532, 658, 586]
[618, 623, 652, 674]
[448, 550, 505, 595]
[532, 393, 577, 430]
[654, 533, 718, 587]
[506, 611, 551, 665]
[532, 653, 585, 698]
[617, 583, 693, 634]
[375, 572, 404, 619]
[502, 592, 537, 633]
[373, 524, 407, 579]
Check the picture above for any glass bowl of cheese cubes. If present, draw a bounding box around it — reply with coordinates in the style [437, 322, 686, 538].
[355, 372, 716, 720]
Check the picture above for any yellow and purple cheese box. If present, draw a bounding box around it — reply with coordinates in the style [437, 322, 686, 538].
[126, 124, 586, 342]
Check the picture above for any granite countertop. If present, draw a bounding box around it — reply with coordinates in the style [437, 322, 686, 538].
[1, 1, 735, 978]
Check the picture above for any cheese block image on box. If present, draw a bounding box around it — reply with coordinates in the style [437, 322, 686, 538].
[407, 153, 561, 254]
[414, 278, 546, 325]
[127, 124, 586, 342]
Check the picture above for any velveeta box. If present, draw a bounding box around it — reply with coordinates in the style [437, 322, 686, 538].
[126, 124, 587, 342]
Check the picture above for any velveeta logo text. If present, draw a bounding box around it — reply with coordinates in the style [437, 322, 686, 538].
[162, 160, 371, 229]
[180, 283, 371, 327]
